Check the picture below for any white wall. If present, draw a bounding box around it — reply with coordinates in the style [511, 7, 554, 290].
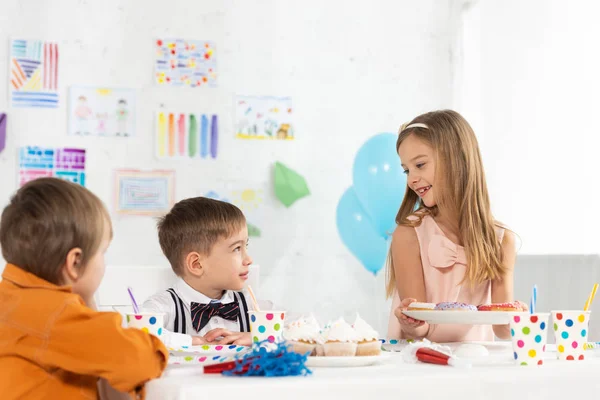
[0, 0, 458, 334]
[458, 0, 600, 254]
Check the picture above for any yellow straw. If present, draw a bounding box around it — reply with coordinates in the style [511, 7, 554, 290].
[583, 283, 598, 312]
[247, 285, 260, 312]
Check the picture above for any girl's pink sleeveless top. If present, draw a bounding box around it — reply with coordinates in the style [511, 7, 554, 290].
[387, 215, 505, 343]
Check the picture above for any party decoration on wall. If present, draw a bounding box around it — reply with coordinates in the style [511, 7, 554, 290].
[247, 223, 261, 237]
[0, 113, 6, 154]
[273, 162, 309, 207]
[336, 133, 406, 274]
[9, 39, 59, 108]
[204, 187, 265, 237]
[68, 87, 135, 137]
[114, 169, 175, 216]
[18, 146, 86, 187]
[155, 39, 216, 87]
[156, 112, 219, 160]
[235, 95, 294, 140]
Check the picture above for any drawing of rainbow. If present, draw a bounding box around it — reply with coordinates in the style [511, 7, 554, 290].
[156, 112, 218, 160]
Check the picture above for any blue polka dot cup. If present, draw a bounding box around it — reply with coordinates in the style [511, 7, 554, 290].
[509, 312, 549, 366]
[126, 312, 165, 340]
[551, 310, 591, 361]
[248, 311, 286, 344]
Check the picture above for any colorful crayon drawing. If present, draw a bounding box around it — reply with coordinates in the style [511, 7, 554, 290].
[68, 87, 135, 137]
[235, 96, 294, 140]
[10, 39, 59, 108]
[18, 146, 86, 187]
[156, 112, 219, 160]
[114, 170, 175, 216]
[155, 39, 216, 88]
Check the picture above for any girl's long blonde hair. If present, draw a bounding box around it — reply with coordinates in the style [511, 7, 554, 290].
[385, 110, 506, 298]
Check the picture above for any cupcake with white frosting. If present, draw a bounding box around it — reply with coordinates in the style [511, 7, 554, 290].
[284, 315, 322, 356]
[352, 314, 381, 356]
[323, 317, 358, 357]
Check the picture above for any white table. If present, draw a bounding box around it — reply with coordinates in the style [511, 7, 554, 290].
[146, 343, 600, 400]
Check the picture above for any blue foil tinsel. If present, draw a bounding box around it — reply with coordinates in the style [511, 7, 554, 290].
[223, 340, 312, 377]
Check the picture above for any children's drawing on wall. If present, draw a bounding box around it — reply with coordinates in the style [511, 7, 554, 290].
[155, 38, 217, 88]
[18, 146, 86, 187]
[156, 112, 218, 160]
[68, 87, 135, 137]
[9, 39, 59, 108]
[235, 95, 294, 140]
[203, 186, 265, 237]
[114, 170, 175, 216]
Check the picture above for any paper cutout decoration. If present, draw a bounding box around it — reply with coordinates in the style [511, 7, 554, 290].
[235, 95, 294, 140]
[247, 223, 261, 238]
[156, 112, 218, 159]
[68, 87, 135, 137]
[18, 146, 86, 187]
[114, 170, 175, 216]
[155, 39, 217, 87]
[273, 162, 310, 207]
[0, 113, 6, 153]
[10, 39, 59, 108]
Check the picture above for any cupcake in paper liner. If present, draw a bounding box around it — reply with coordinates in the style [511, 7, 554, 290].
[352, 314, 381, 356]
[283, 314, 321, 356]
[323, 318, 358, 357]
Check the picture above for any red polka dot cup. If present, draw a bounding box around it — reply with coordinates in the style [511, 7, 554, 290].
[509, 312, 550, 366]
[126, 312, 166, 340]
[248, 311, 286, 345]
[551, 310, 591, 361]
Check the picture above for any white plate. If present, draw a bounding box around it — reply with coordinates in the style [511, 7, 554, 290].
[402, 310, 514, 325]
[305, 354, 389, 368]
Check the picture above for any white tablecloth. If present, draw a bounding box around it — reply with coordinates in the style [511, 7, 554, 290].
[146, 342, 600, 400]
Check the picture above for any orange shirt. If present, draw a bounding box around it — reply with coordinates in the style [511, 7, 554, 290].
[0, 264, 168, 400]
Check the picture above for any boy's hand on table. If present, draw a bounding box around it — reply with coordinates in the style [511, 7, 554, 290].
[191, 336, 208, 346]
[203, 328, 252, 346]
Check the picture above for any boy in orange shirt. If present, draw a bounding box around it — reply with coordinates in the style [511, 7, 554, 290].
[0, 178, 168, 400]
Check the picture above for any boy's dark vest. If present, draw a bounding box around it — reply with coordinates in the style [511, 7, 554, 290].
[166, 289, 250, 334]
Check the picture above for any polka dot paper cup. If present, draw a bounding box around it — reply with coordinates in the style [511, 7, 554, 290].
[248, 311, 286, 344]
[509, 312, 549, 366]
[126, 312, 165, 340]
[551, 310, 591, 361]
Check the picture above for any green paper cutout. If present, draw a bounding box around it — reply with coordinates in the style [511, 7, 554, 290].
[247, 222, 261, 237]
[274, 161, 310, 207]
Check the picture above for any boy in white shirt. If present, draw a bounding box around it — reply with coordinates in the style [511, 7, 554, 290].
[143, 197, 273, 348]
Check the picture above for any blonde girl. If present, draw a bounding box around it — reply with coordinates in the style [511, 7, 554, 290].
[386, 110, 525, 342]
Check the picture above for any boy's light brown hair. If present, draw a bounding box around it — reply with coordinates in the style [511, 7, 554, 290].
[0, 178, 112, 285]
[158, 197, 246, 276]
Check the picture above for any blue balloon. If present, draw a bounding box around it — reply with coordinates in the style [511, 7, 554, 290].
[336, 187, 389, 274]
[352, 133, 406, 238]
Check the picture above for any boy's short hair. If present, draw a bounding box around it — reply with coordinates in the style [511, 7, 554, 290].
[0, 178, 112, 285]
[158, 197, 246, 276]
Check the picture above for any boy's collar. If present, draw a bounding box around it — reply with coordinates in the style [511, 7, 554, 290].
[174, 277, 235, 305]
[2, 264, 72, 292]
